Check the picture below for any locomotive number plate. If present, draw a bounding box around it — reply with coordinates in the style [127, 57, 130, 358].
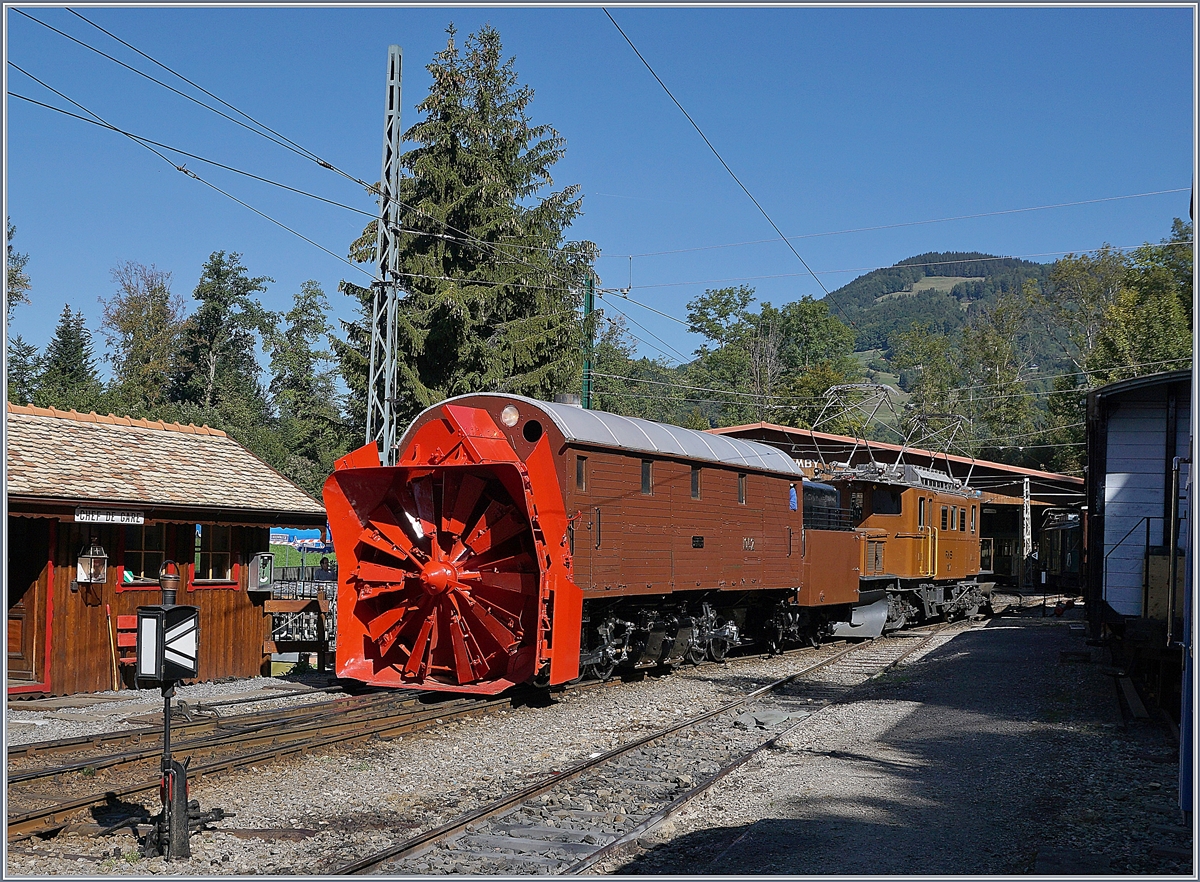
[692, 536, 704, 548]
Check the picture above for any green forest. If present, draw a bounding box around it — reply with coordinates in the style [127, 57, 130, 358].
[6, 25, 1193, 492]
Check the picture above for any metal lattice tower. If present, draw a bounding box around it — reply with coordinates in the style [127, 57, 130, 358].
[366, 44, 403, 465]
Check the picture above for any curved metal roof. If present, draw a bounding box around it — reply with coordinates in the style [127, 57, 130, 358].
[428, 394, 803, 475]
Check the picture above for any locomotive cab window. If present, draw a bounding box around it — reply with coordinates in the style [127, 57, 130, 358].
[971, 505, 977, 533]
[871, 487, 902, 515]
[918, 497, 926, 527]
[641, 459, 653, 495]
[737, 473, 747, 504]
[576, 455, 587, 491]
[691, 466, 701, 500]
[959, 507, 967, 531]
[941, 506, 949, 531]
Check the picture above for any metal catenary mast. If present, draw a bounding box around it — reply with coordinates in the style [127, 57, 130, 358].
[366, 44, 403, 465]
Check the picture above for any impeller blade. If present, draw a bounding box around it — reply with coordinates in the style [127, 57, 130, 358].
[410, 475, 437, 536]
[443, 473, 487, 539]
[462, 501, 525, 557]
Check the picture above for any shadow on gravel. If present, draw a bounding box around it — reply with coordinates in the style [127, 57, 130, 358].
[611, 614, 1188, 876]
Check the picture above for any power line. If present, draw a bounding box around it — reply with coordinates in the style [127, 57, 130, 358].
[12, 9, 335, 172]
[622, 188, 1192, 258]
[603, 8, 861, 333]
[8, 89, 378, 218]
[11, 82, 608, 297]
[600, 299, 690, 364]
[65, 8, 348, 175]
[9, 62, 379, 282]
[16, 10, 592, 291]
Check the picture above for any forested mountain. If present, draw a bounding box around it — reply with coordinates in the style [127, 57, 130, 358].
[825, 251, 1050, 350]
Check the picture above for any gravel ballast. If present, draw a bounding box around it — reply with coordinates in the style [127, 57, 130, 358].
[4, 602, 1191, 876]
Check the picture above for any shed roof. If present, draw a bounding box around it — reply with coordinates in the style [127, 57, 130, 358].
[435, 394, 802, 475]
[5, 404, 326, 520]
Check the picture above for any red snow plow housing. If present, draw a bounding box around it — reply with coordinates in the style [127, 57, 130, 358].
[323, 403, 580, 694]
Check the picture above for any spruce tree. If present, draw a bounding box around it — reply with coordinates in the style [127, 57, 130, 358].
[34, 304, 103, 410]
[338, 24, 596, 432]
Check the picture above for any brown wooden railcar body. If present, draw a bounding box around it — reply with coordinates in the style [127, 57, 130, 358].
[398, 395, 862, 612]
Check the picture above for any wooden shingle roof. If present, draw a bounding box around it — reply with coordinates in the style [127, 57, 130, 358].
[5, 403, 326, 519]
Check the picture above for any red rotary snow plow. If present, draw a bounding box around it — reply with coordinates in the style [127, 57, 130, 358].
[323, 404, 581, 694]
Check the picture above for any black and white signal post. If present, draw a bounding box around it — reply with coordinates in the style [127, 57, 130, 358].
[136, 561, 199, 859]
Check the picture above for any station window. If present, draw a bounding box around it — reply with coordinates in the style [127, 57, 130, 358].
[576, 455, 587, 491]
[195, 524, 233, 582]
[738, 473, 747, 505]
[123, 523, 165, 583]
[959, 508, 967, 532]
[691, 466, 701, 500]
[641, 460, 653, 495]
[941, 506, 949, 531]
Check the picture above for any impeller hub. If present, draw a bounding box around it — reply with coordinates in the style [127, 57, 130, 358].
[419, 560, 457, 595]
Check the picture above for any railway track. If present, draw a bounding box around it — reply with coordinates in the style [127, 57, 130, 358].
[5, 689, 513, 841]
[334, 622, 961, 875]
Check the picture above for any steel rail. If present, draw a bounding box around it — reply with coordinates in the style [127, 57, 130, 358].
[6, 689, 397, 760]
[5, 693, 512, 841]
[335, 636, 889, 875]
[7, 693, 431, 783]
[565, 623, 953, 873]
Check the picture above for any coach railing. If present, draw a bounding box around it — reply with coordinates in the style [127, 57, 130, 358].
[265, 568, 338, 671]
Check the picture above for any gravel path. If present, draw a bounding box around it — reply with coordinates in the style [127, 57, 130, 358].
[595, 606, 1192, 876]
[4, 605, 1189, 876]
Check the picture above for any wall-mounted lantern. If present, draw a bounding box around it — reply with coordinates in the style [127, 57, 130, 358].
[76, 535, 108, 584]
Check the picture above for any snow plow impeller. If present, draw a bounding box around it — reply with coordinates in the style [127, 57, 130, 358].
[323, 405, 581, 693]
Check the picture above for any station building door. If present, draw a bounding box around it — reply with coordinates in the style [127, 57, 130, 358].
[7, 517, 50, 684]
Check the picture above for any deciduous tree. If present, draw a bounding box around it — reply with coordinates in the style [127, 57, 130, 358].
[100, 261, 187, 410]
[174, 251, 274, 409]
[6, 218, 32, 311]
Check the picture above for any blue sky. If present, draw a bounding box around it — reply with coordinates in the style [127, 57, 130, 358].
[4, 5, 1195, 368]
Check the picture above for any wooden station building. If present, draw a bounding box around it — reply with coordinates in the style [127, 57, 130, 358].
[6, 404, 327, 697]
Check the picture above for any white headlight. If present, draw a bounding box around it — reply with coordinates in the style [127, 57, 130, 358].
[500, 404, 520, 427]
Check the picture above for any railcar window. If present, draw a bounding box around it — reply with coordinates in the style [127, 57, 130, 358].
[871, 487, 902, 515]
[959, 508, 967, 531]
[738, 473, 747, 504]
[971, 505, 977, 533]
[641, 460, 653, 495]
[576, 456, 587, 491]
[941, 506, 949, 531]
[691, 466, 701, 500]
